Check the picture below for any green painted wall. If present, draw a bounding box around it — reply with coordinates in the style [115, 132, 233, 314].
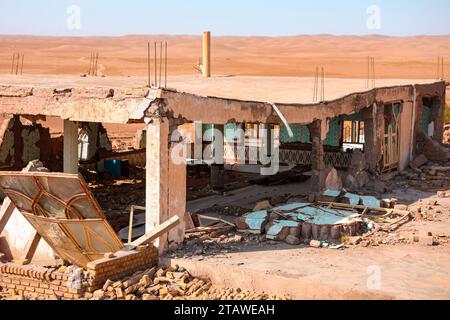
[422, 105, 431, 134]
[280, 125, 311, 143]
[324, 118, 340, 147]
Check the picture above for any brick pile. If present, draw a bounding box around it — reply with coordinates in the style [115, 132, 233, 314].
[85, 245, 158, 290]
[0, 263, 84, 300]
[0, 244, 159, 300]
[86, 265, 291, 301]
[1, 263, 290, 300]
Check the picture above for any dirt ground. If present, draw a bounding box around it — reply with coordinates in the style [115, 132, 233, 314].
[75, 154, 450, 300]
[163, 181, 450, 300]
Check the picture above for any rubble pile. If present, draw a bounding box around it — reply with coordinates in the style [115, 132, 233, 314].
[198, 205, 249, 217]
[169, 229, 254, 258]
[345, 229, 449, 248]
[444, 124, 450, 144]
[234, 197, 369, 246]
[0, 264, 290, 301]
[86, 168, 145, 232]
[409, 198, 449, 222]
[384, 156, 450, 193]
[84, 265, 290, 301]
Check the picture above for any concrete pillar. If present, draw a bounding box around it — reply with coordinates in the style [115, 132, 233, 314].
[202, 31, 211, 78]
[78, 122, 99, 161]
[431, 96, 445, 143]
[63, 119, 79, 174]
[308, 120, 326, 192]
[145, 119, 186, 253]
[399, 101, 414, 171]
[261, 124, 273, 157]
[259, 124, 275, 175]
[210, 124, 224, 190]
[412, 97, 423, 156]
[374, 102, 385, 172]
[236, 123, 246, 164]
[362, 103, 384, 173]
[210, 164, 224, 190]
[193, 121, 203, 163]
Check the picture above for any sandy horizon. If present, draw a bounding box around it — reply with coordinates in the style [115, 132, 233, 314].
[0, 34, 449, 80]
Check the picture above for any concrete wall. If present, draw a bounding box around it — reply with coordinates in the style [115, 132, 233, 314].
[399, 101, 413, 171]
[0, 208, 55, 263]
[0, 116, 57, 171]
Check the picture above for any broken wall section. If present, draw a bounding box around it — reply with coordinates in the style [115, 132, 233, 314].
[0, 245, 158, 300]
[79, 122, 112, 162]
[0, 117, 117, 173]
[0, 116, 58, 171]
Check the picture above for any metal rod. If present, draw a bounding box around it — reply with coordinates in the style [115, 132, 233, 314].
[313, 67, 318, 102]
[90, 52, 94, 75]
[95, 52, 99, 76]
[154, 42, 157, 86]
[439, 57, 441, 79]
[88, 52, 91, 75]
[11, 53, 16, 74]
[147, 42, 151, 87]
[91, 52, 95, 76]
[313, 68, 315, 102]
[92, 52, 95, 76]
[15, 53, 20, 75]
[366, 56, 369, 88]
[164, 41, 168, 88]
[437, 57, 440, 79]
[159, 41, 163, 87]
[128, 206, 134, 244]
[20, 54, 24, 75]
[371, 57, 375, 87]
[321, 67, 324, 101]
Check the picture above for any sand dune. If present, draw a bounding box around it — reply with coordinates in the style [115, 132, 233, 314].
[0, 35, 449, 79]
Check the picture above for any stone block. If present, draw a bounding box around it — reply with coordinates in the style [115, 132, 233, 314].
[309, 240, 321, 248]
[253, 200, 271, 211]
[234, 210, 269, 233]
[410, 154, 428, 169]
[265, 220, 300, 241]
[284, 235, 301, 245]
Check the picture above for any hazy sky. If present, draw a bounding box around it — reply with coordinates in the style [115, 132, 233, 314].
[0, 0, 449, 36]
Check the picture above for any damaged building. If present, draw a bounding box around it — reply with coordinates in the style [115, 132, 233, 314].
[0, 72, 448, 299]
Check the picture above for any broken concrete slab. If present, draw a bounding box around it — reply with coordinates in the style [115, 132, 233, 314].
[285, 235, 302, 245]
[309, 240, 321, 248]
[410, 154, 428, 169]
[253, 200, 272, 212]
[235, 210, 270, 233]
[325, 168, 342, 191]
[265, 220, 301, 241]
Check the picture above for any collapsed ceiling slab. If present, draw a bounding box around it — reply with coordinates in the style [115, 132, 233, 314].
[0, 75, 445, 126]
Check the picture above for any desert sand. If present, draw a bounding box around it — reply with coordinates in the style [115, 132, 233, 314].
[0, 34, 448, 136]
[0, 34, 449, 79]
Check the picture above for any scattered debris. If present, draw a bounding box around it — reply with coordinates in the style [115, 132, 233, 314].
[325, 168, 343, 191]
[253, 200, 272, 211]
[410, 154, 428, 169]
[235, 199, 365, 245]
[0, 264, 290, 301]
[309, 240, 321, 248]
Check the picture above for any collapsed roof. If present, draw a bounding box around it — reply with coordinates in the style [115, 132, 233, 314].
[0, 75, 445, 126]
